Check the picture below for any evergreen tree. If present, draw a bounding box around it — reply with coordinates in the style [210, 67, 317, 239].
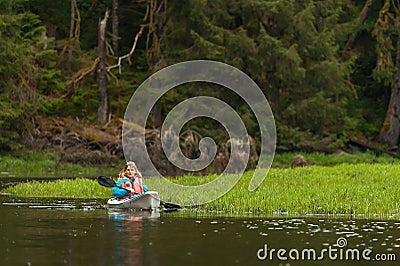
[373, 0, 400, 147]
[161, 0, 357, 150]
[0, 0, 63, 150]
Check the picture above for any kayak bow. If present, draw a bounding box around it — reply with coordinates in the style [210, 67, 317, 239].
[107, 191, 161, 209]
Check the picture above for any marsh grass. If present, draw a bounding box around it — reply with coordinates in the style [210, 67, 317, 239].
[272, 151, 399, 168]
[3, 163, 400, 218]
[2, 178, 110, 198]
[1, 150, 396, 178]
[0, 151, 117, 178]
[195, 163, 400, 217]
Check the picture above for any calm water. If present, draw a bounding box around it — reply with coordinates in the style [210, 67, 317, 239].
[1, 195, 399, 266]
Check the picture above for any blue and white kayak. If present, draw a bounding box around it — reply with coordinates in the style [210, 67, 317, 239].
[107, 191, 161, 209]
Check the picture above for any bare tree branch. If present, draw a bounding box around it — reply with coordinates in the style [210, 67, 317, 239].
[107, 25, 146, 74]
[67, 57, 100, 87]
[341, 0, 374, 62]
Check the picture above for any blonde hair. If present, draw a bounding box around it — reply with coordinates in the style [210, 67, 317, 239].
[118, 161, 142, 179]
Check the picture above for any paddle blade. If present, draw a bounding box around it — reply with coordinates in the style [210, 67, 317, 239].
[97, 176, 117, 188]
[161, 201, 182, 210]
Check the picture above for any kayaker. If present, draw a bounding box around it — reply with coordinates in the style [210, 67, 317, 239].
[113, 161, 148, 198]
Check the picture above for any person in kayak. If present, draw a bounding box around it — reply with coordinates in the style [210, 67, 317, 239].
[113, 161, 148, 198]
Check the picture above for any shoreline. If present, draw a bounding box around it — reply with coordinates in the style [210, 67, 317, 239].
[1, 149, 399, 178]
[2, 162, 400, 220]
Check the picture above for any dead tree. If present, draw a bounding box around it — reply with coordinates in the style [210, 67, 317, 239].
[98, 10, 109, 124]
[112, 0, 119, 54]
[342, 0, 374, 57]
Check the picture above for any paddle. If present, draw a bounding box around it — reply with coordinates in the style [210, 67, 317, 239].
[97, 176, 182, 210]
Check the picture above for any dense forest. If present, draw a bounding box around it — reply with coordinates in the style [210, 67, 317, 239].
[1, 0, 400, 169]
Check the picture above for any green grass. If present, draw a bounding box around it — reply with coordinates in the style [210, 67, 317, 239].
[0, 151, 117, 178]
[197, 164, 400, 217]
[3, 163, 400, 219]
[272, 150, 399, 168]
[1, 150, 397, 178]
[2, 178, 111, 198]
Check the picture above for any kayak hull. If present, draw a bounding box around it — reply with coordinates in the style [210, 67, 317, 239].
[107, 191, 160, 209]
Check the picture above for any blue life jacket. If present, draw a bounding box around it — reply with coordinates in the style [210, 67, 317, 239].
[112, 177, 131, 198]
[112, 176, 149, 198]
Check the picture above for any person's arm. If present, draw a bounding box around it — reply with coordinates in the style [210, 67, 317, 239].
[112, 180, 130, 197]
[142, 181, 148, 192]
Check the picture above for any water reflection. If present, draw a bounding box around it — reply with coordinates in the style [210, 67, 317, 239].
[108, 209, 161, 221]
[0, 195, 399, 266]
[108, 209, 160, 266]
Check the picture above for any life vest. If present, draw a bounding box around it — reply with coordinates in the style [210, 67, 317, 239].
[118, 177, 133, 199]
[121, 177, 132, 189]
[132, 178, 144, 194]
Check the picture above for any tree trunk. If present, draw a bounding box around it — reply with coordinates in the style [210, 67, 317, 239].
[69, 0, 76, 39]
[98, 10, 109, 124]
[69, 0, 76, 58]
[379, 2, 400, 148]
[379, 43, 400, 148]
[344, 0, 373, 51]
[112, 0, 119, 54]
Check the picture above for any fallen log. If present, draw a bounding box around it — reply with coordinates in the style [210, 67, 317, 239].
[348, 136, 400, 158]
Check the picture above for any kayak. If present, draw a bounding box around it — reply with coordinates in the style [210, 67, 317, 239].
[107, 191, 161, 209]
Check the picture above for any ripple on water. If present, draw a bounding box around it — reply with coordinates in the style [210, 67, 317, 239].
[2, 198, 102, 210]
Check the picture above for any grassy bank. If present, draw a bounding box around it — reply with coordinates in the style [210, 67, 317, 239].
[3, 163, 400, 218]
[200, 163, 400, 217]
[1, 150, 397, 178]
[271, 150, 399, 168]
[0, 151, 118, 178]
